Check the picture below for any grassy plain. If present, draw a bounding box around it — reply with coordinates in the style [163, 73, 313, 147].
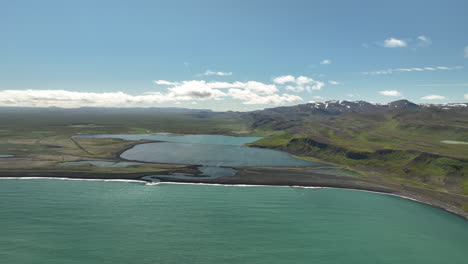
[0, 109, 249, 175]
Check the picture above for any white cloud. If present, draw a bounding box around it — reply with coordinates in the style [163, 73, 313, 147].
[153, 80, 175, 85]
[164, 80, 228, 100]
[320, 59, 331, 65]
[417, 36, 432, 47]
[421, 95, 446, 100]
[285, 85, 304, 92]
[273, 75, 295, 84]
[203, 70, 232, 76]
[0, 90, 172, 108]
[379, 90, 401, 97]
[328, 80, 341, 85]
[295, 76, 313, 85]
[233, 81, 278, 94]
[0, 78, 302, 108]
[155, 79, 277, 95]
[383, 38, 407, 48]
[363, 66, 463, 75]
[465, 46, 468, 58]
[465, 94, 468, 99]
[275, 75, 324, 92]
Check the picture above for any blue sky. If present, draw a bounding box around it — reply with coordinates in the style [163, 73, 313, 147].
[1, 0, 467, 110]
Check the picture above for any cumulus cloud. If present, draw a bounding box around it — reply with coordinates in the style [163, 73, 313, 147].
[383, 38, 407, 48]
[465, 94, 468, 99]
[320, 59, 331, 65]
[379, 90, 401, 96]
[274, 75, 325, 92]
[273, 75, 295, 84]
[0, 79, 303, 108]
[232, 81, 278, 94]
[328, 81, 341, 85]
[417, 36, 432, 47]
[153, 80, 175, 85]
[203, 70, 232, 76]
[421, 95, 446, 100]
[363, 66, 463, 75]
[163, 80, 228, 100]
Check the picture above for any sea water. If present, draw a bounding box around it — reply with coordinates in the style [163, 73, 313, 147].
[0, 179, 467, 264]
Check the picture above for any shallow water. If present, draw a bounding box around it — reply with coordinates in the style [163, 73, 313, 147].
[1, 179, 467, 264]
[0, 154, 14, 158]
[80, 133, 322, 179]
[122, 142, 318, 167]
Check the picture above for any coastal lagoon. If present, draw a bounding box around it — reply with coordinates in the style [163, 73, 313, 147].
[75, 133, 327, 180]
[1, 179, 467, 264]
[121, 142, 316, 167]
[80, 133, 317, 167]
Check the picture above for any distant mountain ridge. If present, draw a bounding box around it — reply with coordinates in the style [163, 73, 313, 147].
[0, 100, 466, 114]
[257, 100, 468, 115]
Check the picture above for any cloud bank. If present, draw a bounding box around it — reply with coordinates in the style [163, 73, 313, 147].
[0, 78, 311, 108]
[364, 66, 463, 75]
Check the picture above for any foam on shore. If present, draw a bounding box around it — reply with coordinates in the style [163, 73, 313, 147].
[1, 177, 465, 220]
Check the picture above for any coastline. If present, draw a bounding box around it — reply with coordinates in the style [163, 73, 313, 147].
[1, 138, 466, 220]
[1, 167, 467, 220]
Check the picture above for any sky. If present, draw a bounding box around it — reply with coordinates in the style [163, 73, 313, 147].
[1, 0, 467, 111]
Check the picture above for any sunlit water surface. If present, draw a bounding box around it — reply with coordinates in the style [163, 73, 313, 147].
[1, 179, 467, 264]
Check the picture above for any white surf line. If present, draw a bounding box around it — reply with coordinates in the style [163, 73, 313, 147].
[2, 177, 466, 220]
[0, 177, 145, 183]
[155, 181, 323, 188]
